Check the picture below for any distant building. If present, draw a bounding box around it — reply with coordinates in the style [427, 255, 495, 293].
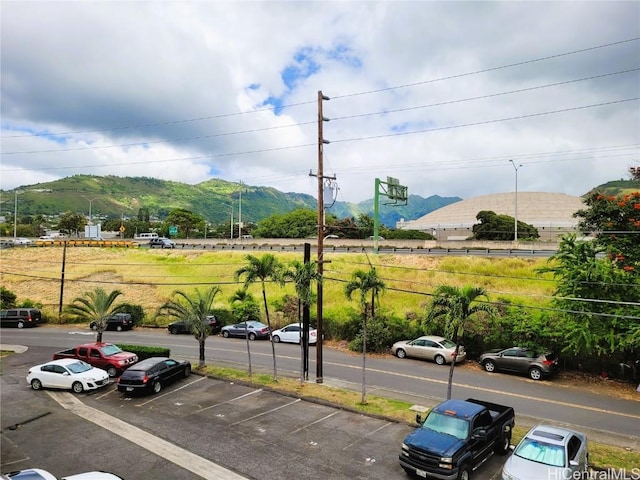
[397, 192, 585, 242]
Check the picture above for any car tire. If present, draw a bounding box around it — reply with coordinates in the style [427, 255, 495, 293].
[116, 325, 123, 332]
[17, 321, 24, 329]
[222, 330, 230, 338]
[90, 323, 97, 331]
[457, 466, 470, 480]
[153, 381, 162, 394]
[483, 360, 496, 373]
[529, 367, 543, 380]
[395, 349, 407, 359]
[30, 378, 42, 390]
[72, 381, 84, 394]
[496, 432, 511, 455]
[184, 365, 191, 378]
[434, 354, 445, 366]
[248, 332, 257, 341]
[106, 366, 117, 378]
[272, 335, 281, 343]
[169, 326, 178, 334]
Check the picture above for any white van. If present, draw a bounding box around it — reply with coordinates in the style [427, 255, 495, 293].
[135, 232, 159, 240]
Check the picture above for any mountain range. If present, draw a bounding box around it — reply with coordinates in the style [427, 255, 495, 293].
[1, 175, 462, 227]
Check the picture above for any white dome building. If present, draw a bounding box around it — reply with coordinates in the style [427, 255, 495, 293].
[397, 192, 585, 242]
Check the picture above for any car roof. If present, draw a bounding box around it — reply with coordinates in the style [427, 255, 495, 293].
[46, 358, 86, 367]
[127, 357, 170, 370]
[525, 424, 581, 445]
[2, 468, 57, 480]
[417, 335, 447, 342]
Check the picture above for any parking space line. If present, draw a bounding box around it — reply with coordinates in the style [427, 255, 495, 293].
[196, 388, 263, 413]
[342, 422, 393, 451]
[46, 391, 248, 480]
[290, 411, 340, 434]
[135, 376, 206, 407]
[231, 398, 301, 426]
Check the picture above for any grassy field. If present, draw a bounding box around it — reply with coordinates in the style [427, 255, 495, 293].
[0, 246, 556, 326]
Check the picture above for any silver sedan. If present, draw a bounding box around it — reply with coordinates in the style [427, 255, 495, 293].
[391, 335, 466, 365]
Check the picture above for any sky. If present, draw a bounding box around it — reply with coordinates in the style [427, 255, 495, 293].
[1, 1, 639, 204]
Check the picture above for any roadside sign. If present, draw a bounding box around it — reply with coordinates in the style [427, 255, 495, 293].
[119, 225, 125, 233]
[169, 226, 178, 235]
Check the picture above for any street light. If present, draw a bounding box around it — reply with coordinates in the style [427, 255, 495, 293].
[509, 160, 523, 242]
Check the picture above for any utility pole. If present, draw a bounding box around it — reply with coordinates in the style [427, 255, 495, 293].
[509, 160, 523, 242]
[311, 90, 332, 384]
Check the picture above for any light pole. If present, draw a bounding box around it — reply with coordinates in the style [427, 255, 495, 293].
[13, 190, 18, 239]
[88, 198, 98, 225]
[509, 160, 523, 242]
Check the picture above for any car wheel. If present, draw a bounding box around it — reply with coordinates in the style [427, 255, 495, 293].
[72, 381, 84, 394]
[153, 381, 162, 394]
[30, 378, 42, 390]
[272, 335, 281, 343]
[184, 365, 191, 378]
[116, 325, 123, 332]
[106, 366, 117, 378]
[434, 354, 445, 365]
[169, 326, 178, 334]
[248, 332, 257, 341]
[483, 360, 496, 373]
[457, 466, 470, 480]
[222, 330, 230, 338]
[17, 321, 24, 329]
[395, 349, 407, 359]
[90, 323, 97, 331]
[496, 432, 511, 455]
[529, 367, 543, 380]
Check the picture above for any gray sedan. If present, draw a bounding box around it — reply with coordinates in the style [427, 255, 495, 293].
[221, 321, 270, 340]
[391, 335, 466, 365]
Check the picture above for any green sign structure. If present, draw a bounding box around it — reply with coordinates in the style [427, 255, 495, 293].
[169, 226, 178, 236]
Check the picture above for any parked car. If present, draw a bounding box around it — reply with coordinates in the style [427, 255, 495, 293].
[117, 357, 191, 395]
[26, 358, 110, 393]
[479, 347, 559, 380]
[221, 321, 270, 340]
[53, 343, 138, 377]
[501, 424, 588, 480]
[12, 237, 32, 246]
[271, 323, 318, 345]
[391, 335, 466, 365]
[149, 237, 175, 249]
[167, 315, 221, 335]
[1, 468, 124, 479]
[89, 313, 134, 332]
[0, 308, 43, 328]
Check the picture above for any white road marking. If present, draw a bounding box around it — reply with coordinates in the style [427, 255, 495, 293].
[196, 388, 263, 413]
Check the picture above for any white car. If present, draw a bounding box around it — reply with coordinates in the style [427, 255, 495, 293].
[0, 468, 123, 479]
[26, 359, 110, 393]
[271, 323, 318, 345]
[13, 237, 32, 245]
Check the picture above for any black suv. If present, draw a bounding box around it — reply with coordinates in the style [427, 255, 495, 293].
[167, 315, 221, 335]
[0, 308, 43, 328]
[90, 313, 135, 332]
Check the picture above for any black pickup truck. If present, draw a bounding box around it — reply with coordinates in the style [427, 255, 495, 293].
[399, 398, 515, 480]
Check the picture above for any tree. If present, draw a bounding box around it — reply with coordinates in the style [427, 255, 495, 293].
[158, 286, 222, 368]
[57, 211, 86, 236]
[235, 254, 285, 380]
[253, 208, 318, 238]
[165, 208, 205, 238]
[472, 210, 538, 241]
[427, 285, 494, 400]
[1, 287, 17, 309]
[64, 287, 125, 343]
[228, 288, 261, 376]
[344, 267, 386, 403]
[283, 259, 321, 383]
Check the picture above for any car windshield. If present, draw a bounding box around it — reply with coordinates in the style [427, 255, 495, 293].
[439, 339, 456, 348]
[67, 361, 92, 374]
[100, 344, 123, 356]
[423, 412, 469, 440]
[514, 438, 565, 467]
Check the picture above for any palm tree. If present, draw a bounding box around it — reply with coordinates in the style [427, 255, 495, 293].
[159, 285, 222, 368]
[428, 285, 495, 400]
[235, 253, 285, 380]
[344, 267, 386, 404]
[283, 259, 321, 383]
[64, 287, 125, 343]
[228, 288, 259, 376]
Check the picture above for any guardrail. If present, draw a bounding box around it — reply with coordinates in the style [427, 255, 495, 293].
[34, 240, 138, 248]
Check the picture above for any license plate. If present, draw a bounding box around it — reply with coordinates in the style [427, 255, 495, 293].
[126, 387, 133, 392]
[416, 469, 427, 478]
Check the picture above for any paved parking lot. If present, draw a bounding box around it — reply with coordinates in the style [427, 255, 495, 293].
[1, 346, 509, 480]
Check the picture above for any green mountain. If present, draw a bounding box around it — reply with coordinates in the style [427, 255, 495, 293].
[2, 175, 462, 226]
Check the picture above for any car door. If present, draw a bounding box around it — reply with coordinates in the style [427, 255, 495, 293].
[162, 359, 180, 383]
[496, 349, 520, 371]
[282, 325, 300, 343]
[38, 364, 58, 388]
[468, 410, 495, 468]
[566, 435, 587, 474]
[404, 339, 427, 359]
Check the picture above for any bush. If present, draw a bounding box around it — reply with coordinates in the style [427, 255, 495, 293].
[347, 316, 393, 354]
[1, 287, 17, 308]
[119, 303, 145, 325]
[116, 344, 170, 360]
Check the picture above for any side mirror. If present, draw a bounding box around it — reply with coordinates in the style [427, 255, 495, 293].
[472, 428, 487, 440]
[569, 460, 579, 467]
[416, 414, 423, 425]
[63, 372, 70, 376]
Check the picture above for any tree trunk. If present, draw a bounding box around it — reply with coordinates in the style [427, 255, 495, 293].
[447, 343, 460, 400]
[199, 338, 205, 368]
[96, 330, 103, 343]
[244, 322, 252, 376]
[361, 314, 367, 404]
[262, 285, 278, 381]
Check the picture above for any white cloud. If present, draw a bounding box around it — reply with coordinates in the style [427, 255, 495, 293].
[1, 1, 638, 204]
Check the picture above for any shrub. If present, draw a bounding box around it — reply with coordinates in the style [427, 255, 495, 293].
[119, 303, 145, 325]
[348, 316, 393, 354]
[116, 344, 170, 360]
[1, 287, 17, 308]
